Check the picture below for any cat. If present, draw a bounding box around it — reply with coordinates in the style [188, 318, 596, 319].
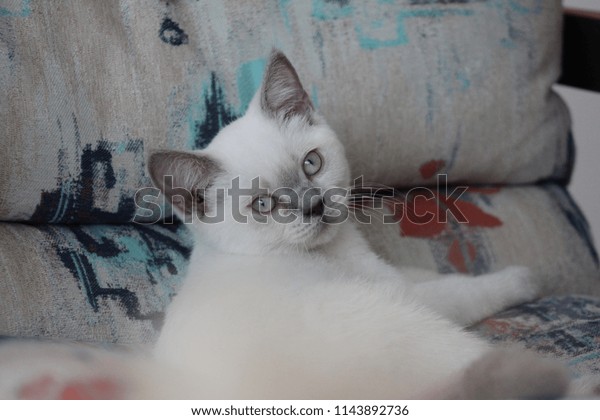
[147, 50, 568, 399]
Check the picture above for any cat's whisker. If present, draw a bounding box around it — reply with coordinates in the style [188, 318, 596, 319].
[347, 198, 402, 213]
[348, 191, 403, 202]
[347, 196, 401, 205]
[347, 197, 403, 213]
[346, 206, 390, 219]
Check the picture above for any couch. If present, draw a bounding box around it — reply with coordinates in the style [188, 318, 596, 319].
[0, 0, 598, 398]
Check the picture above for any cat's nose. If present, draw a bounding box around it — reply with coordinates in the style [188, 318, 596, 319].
[304, 197, 324, 217]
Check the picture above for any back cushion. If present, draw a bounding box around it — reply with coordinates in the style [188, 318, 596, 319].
[1, 0, 570, 222]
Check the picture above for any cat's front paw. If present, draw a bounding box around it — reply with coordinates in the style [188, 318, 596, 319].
[495, 266, 540, 302]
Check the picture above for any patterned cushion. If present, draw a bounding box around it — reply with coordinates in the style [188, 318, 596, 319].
[0, 0, 570, 223]
[472, 296, 600, 379]
[0, 295, 598, 399]
[1, 183, 597, 344]
[359, 184, 600, 296]
[0, 222, 191, 344]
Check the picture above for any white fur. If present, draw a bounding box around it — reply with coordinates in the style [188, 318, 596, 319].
[150, 52, 565, 399]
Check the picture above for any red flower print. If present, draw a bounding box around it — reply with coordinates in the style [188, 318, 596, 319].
[383, 161, 505, 273]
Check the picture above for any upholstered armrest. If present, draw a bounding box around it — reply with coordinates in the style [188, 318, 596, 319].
[559, 8, 600, 92]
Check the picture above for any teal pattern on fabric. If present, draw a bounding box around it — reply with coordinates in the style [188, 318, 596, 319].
[188, 58, 267, 149]
[188, 73, 238, 150]
[35, 223, 192, 331]
[0, 0, 30, 17]
[236, 58, 267, 114]
[312, 0, 354, 20]
[356, 8, 474, 49]
[188, 57, 317, 150]
[508, 0, 542, 15]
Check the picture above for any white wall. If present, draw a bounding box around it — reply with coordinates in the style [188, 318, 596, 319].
[558, 0, 600, 245]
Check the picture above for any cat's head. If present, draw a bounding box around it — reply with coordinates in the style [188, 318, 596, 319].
[148, 50, 351, 254]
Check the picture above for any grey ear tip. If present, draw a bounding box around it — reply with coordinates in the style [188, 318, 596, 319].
[148, 148, 170, 156]
[269, 48, 291, 67]
[146, 149, 179, 182]
[270, 48, 285, 58]
[147, 149, 167, 168]
[147, 148, 162, 158]
[148, 148, 179, 161]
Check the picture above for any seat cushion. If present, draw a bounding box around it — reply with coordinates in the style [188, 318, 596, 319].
[0, 223, 191, 344]
[0, 184, 597, 344]
[473, 295, 600, 378]
[0, 295, 598, 399]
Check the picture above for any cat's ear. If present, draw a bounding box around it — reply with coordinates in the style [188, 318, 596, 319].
[148, 150, 220, 218]
[260, 49, 314, 122]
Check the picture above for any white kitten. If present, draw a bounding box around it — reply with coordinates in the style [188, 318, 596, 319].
[148, 50, 567, 399]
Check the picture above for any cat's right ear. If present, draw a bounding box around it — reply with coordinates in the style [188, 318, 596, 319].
[260, 49, 314, 123]
[148, 150, 221, 219]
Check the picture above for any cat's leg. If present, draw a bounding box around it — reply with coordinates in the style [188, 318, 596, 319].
[333, 233, 539, 325]
[408, 266, 539, 326]
[330, 224, 539, 325]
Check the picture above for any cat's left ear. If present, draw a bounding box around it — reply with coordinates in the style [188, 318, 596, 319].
[147, 150, 221, 219]
[260, 49, 314, 123]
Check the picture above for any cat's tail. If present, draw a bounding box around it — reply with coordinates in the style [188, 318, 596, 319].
[419, 348, 569, 399]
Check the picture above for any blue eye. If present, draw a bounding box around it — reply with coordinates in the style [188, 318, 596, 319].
[303, 149, 323, 177]
[252, 196, 277, 213]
